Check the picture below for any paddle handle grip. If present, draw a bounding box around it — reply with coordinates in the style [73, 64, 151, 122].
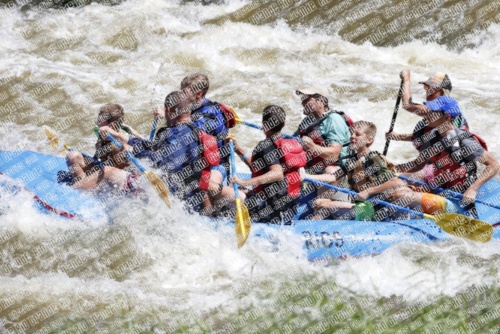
[106, 134, 146, 173]
[229, 140, 239, 196]
[63, 144, 101, 165]
[241, 121, 304, 143]
[304, 177, 424, 219]
[383, 79, 404, 156]
[149, 118, 158, 141]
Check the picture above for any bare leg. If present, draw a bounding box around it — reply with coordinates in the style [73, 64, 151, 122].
[67, 152, 128, 191]
[200, 170, 246, 215]
[310, 198, 354, 220]
[303, 165, 346, 218]
[390, 187, 453, 216]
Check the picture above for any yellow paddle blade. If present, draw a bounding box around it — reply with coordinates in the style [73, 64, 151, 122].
[44, 128, 59, 150]
[145, 171, 171, 208]
[228, 106, 243, 124]
[424, 213, 493, 243]
[235, 198, 251, 248]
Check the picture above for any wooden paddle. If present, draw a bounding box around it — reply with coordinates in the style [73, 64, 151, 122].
[44, 128, 101, 164]
[397, 173, 500, 212]
[44, 128, 60, 151]
[383, 79, 404, 156]
[106, 134, 171, 209]
[304, 178, 493, 243]
[229, 138, 251, 248]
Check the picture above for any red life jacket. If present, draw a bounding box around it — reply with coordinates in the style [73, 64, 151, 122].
[185, 124, 221, 191]
[424, 129, 479, 191]
[216, 102, 237, 129]
[251, 136, 307, 198]
[335, 110, 354, 128]
[472, 133, 488, 151]
[413, 125, 488, 152]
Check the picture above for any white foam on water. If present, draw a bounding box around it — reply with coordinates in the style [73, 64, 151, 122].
[334, 238, 500, 302]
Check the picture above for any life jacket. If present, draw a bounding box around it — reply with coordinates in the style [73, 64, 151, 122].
[335, 110, 354, 128]
[422, 129, 480, 191]
[413, 119, 487, 152]
[154, 124, 220, 192]
[472, 133, 488, 151]
[412, 121, 433, 152]
[217, 102, 237, 129]
[192, 100, 231, 173]
[251, 136, 307, 198]
[298, 111, 352, 171]
[344, 151, 391, 193]
[192, 100, 230, 140]
[185, 124, 220, 191]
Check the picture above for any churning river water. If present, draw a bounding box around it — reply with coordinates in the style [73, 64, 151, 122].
[0, 0, 500, 333]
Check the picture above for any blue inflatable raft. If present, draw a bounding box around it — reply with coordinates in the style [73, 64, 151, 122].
[0, 151, 499, 260]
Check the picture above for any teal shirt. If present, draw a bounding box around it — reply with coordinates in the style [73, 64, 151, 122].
[320, 111, 351, 158]
[295, 110, 352, 159]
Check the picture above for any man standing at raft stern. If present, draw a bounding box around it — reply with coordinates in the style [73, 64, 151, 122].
[394, 99, 499, 215]
[402, 70, 468, 127]
[385, 71, 473, 173]
[231, 105, 306, 224]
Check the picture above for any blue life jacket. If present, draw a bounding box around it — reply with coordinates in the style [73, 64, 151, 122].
[129, 123, 210, 211]
[191, 98, 229, 145]
[191, 99, 231, 174]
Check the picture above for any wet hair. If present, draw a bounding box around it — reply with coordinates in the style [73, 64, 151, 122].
[96, 104, 125, 126]
[181, 73, 209, 97]
[164, 91, 181, 109]
[352, 121, 376, 139]
[262, 105, 286, 133]
[164, 90, 191, 117]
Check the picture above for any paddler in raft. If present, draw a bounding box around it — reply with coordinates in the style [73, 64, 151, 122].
[300, 121, 407, 220]
[100, 90, 243, 215]
[301, 120, 485, 221]
[229, 105, 307, 224]
[385, 71, 487, 189]
[180, 73, 240, 215]
[393, 99, 499, 216]
[293, 85, 355, 209]
[180, 73, 237, 182]
[293, 84, 353, 175]
[58, 104, 142, 193]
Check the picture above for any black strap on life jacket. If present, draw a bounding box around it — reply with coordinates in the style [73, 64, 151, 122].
[299, 111, 352, 147]
[344, 151, 389, 192]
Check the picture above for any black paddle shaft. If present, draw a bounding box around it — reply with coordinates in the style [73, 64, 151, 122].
[383, 79, 404, 156]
